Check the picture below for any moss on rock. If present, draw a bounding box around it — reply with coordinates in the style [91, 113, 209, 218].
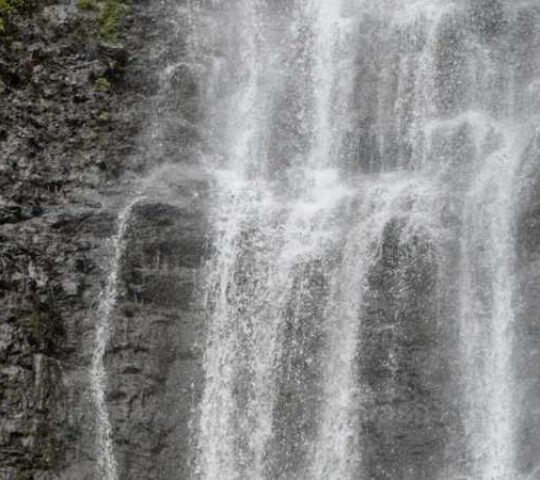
[0, 0, 35, 33]
[75, 0, 127, 40]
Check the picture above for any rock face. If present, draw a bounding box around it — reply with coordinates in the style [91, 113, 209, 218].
[105, 170, 209, 480]
[516, 135, 540, 474]
[0, 1, 202, 478]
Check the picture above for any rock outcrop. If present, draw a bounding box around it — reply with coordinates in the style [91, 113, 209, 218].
[0, 1, 202, 478]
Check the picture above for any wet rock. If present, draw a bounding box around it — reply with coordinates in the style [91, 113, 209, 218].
[515, 136, 540, 475]
[0, 202, 27, 224]
[42, 5, 78, 28]
[469, 0, 507, 40]
[106, 182, 209, 479]
[0, 0, 195, 478]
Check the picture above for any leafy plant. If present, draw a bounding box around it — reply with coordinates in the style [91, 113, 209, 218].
[99, 0, 123, 40]
[98, 111, 110, 122]
[94, 76, 111, 93]
[77, 0, 97, 11]
[76, 0, 126, 40]
[0, 0, 34, 33]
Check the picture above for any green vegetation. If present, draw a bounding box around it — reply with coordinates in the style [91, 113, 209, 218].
[10, 388, 21, 405]
[94, 76, 111, 93]
[99, 0, 123, 40]
[76, 0, 126, 40]
[0, 0, 126, 38]
[98, 111, 110, 122]
[0, 0, 33, 33]
[77, 0, 97, 11]
[29, 309, 43, 340]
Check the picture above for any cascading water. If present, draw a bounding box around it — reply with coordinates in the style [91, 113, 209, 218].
[86, 0, 540, 478]
[188, 1, 540, 478]
[459, 135, 519, 480]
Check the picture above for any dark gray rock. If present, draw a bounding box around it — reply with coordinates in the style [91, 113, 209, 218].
[0, 1, 199, 478]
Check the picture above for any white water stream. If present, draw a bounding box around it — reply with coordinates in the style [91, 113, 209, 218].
[91, 1, 540, 478]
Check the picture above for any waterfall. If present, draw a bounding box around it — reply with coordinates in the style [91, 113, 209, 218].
[459, 126, 527, 479]
[91, 197, 143, 480]
[183, 0, 540, 478]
